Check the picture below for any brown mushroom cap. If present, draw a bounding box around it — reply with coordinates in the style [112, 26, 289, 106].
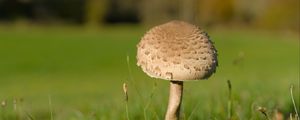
[137, 20, 218, 81]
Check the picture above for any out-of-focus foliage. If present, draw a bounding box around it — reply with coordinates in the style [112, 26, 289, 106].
[0, 0, 85, 23]
[253, 0, 299, 30]
[0, 0, 298, 30]
[197, 0, 235, 26]
[85, 0, 107, 26]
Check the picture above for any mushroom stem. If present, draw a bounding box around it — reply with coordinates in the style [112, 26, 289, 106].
[165, 81, 183, 120]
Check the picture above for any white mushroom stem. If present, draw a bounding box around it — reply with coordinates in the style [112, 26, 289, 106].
[165, 81, 183, 120]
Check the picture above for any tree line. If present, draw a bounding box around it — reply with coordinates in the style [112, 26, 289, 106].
[0, 0, 298, 30]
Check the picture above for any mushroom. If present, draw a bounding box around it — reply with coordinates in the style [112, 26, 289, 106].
[137, 20, 218, 120]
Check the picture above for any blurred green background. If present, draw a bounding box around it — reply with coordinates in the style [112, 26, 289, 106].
[0, 0, 299, 119]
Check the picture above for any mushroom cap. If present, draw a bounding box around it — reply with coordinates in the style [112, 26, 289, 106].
[137, 20, 218, 81]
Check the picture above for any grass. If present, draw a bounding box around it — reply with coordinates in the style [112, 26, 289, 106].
[0, 25, 299, 119]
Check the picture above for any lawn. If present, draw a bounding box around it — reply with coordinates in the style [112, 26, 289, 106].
[0, 25, 299, 120]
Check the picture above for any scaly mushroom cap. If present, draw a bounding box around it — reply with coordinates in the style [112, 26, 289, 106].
[137, 20, 218, 81]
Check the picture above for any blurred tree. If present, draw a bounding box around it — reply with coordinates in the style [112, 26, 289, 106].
[233, 0, 257, 25]
[85, 0, 107, 27]
[0, 0, 298, 31]
[179, 0, 197, 24]
[0, 0, 85, 24]
[254, 0, 299, 30]
[140, 0, 212, 26]
[140, 0, 180, 26]
[34, 0, 85, 24]
[196, 0, 234, 26]
[0, 0, 34, 21]
[104, 0, 140, 24]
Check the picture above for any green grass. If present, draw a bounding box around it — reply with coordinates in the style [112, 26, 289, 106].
[0, 25, 299, 119]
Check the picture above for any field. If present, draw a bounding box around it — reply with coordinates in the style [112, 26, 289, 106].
[0, 25, 299, 120]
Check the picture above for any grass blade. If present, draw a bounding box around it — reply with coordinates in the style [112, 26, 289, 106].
[290, 84, 299, 120]
[123, 83, 130, 120]
[227, 80, 232, 120]
[48, 95, 53, 120]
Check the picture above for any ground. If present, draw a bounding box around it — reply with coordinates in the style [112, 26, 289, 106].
[0, 25, 299, 119]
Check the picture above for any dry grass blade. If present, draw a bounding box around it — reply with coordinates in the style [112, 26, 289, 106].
[1, 100, 6, 108]
[290, 84, 299, 120]
[123, 83, 130, 120]
[1, 99, 7, 120]
[123, 83, 128, 101]
[257, 106, 270, 120]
